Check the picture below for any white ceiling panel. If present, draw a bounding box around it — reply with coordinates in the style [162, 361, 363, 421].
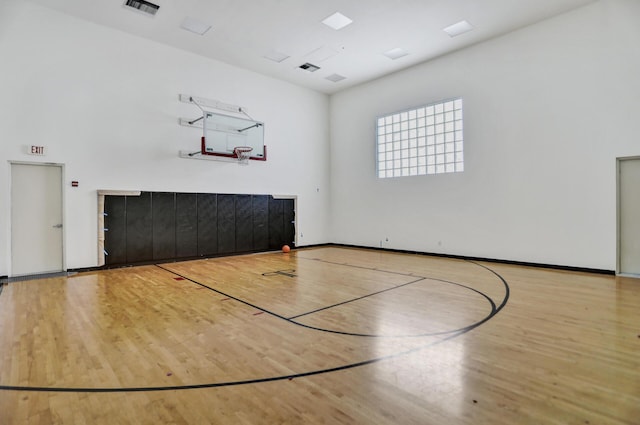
[25, 0, 598, 94]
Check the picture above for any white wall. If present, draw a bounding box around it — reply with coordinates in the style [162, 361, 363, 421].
[2, 0, 638, 275]
[329, 0, 640, 270]
[0, 1, 330, 275]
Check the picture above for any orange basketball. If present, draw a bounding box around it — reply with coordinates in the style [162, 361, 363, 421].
[282, 245, 290, 253]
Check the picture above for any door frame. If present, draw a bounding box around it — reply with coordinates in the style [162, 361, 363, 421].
[616, 156, 640, 277]
[8, 161, 66, 277]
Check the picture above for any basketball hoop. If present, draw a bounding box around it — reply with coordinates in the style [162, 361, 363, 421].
[233, 146, 253, 165]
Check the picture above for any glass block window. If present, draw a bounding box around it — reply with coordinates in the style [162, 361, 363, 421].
[376, 98, 464, 178]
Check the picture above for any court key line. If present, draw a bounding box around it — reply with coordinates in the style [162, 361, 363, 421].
[269, 256, 500, 337]
[296, 256, 424, 278]
[288, 276, 427, 320]
[286, 276, 497, 338]
[159, 262, 497, 338]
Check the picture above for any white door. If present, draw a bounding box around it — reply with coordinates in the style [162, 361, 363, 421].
[618, 157, 640, 276]
[11, 163, 64, 276]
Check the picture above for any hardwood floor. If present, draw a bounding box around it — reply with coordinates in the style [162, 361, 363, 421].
[0, 246, 638, 424]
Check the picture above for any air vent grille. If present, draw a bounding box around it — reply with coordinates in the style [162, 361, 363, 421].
[124, 0, 160, 16]
[326, 73, 346, 83]
[299, 63, 320, 72]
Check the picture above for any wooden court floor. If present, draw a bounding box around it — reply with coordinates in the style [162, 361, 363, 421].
[0, 246, 638, 424]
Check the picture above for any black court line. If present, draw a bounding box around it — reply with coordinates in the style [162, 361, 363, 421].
[297, 256, 422, 278]
[0, 325, 483, 394]
[159, 262, 496, 338]
[283, 256, 499, 336]
[287, 276, 498, 338]
[0, 259, 510, 393]
[288, 276, 426, 320]
[289, 276, 498, 322]
[467, 261, 510, 312]
[155, 264, 293, 323]
[262, 269, 297, 278]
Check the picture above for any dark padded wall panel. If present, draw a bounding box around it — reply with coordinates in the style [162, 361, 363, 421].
[104, 196, 127, 265]
[176, 193, 198, 258]
[103, 191, 296, 266]
[152, 192, 176, 261]
[217, 194, 236, 254]
[126, 192, 153, 263]
[283, 198, 296, 248]
[197, 193, 217, 256]
[252, 195, 269, 251]
[235, 195, 253, 252]
[268, 197, 285, 249]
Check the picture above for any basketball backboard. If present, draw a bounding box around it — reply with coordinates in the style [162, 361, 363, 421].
[201, 111, 266, 160]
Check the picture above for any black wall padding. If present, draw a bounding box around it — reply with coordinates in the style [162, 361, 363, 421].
[235, 195, 253, 252]
[152, 192, 176, 261]
[197, 193, 217, 256]
[252, 195, 269, 251]
[176, 193, 198, 258]
[268, 198, 285, 250]
[217, 194, 236, 254]
[283, 198, 296, 247]
[104, 196, 127, 265]
[126, 192, 153, 263]
[103, 191, 295, 266]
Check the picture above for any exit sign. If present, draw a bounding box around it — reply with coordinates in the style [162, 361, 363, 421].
[29, 145, 45, 155]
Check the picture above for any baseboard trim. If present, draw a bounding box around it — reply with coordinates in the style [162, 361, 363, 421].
[66, 242, 614, 276]
[329, 243, 615, 276]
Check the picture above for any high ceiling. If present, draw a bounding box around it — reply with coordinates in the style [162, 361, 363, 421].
[27, 0, 597, 94]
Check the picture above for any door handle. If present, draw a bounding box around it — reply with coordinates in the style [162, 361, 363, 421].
[52, 224, 63, 228]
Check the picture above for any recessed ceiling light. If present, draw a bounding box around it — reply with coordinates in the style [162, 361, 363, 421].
[322, 12, 353, 30]
[443, 20, 474, 37]
[326, 74, 346, 83]
[180, 17, 212, 35]
[383, 48, 409, 60]
[299, 63, 320, 72]
[264, 51, 290, 63]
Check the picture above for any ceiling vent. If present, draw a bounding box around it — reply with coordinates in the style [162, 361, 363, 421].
[299, 63, 320, 72]
[180, 16, 211, 35]
[264, 51, 290, 63]
[443, 20, 474, 37]
[326, 74, 346, 83]
[383, 47, 409, 60]
[124, 0, 160, 17]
